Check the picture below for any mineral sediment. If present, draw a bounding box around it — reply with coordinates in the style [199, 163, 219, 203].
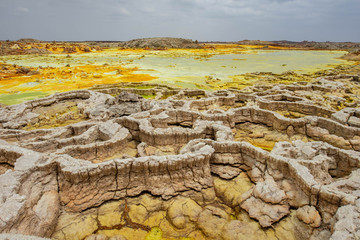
[0, 73, 360, 239]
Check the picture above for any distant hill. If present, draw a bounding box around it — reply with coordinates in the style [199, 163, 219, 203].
[118, 37, 202, 49]
[17, 38, 42, 43]
[237, 40, 275, 45]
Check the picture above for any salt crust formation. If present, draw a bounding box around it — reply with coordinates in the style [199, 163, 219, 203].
[0, 75, 360, 239]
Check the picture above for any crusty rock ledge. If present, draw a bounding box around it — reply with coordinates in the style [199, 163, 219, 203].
[1, 136, 360, 238]
[0, 139, 213, 236]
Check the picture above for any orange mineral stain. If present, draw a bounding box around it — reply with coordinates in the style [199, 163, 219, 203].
[0, 62, 157, 95]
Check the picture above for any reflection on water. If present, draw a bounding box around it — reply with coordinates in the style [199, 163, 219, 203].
[0, 91, 50, 105]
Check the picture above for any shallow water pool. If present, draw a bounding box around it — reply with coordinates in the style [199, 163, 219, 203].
[0, 48, 351, 104]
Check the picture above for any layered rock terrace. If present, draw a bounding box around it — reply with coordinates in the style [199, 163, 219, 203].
[0, 75, 360, 239]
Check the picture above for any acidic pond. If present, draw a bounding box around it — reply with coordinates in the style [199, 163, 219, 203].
[0, 49, 351, 105]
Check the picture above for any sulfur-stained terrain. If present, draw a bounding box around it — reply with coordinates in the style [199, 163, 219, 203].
[0, 38, 360, 240]
[0, 38, 357, 105]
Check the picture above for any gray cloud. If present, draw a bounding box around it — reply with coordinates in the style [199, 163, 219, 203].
[0, 0, 359, 41]
[16, 7, 29, 13]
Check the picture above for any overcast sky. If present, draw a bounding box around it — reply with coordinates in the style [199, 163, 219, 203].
[0, 0, 359, 42]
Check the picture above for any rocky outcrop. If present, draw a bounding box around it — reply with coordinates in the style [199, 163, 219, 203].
[0, 90, 96, 129]
[0, 90, 154, 129]
[240, 176, 290, 227]
[340, 49, 360, 61]
[257, 94, 335, 118]
[241, 196, 290, 227]
[332, 108, 360, 128]
[330, 202, 360, 239]
[297, 205, 322, 228]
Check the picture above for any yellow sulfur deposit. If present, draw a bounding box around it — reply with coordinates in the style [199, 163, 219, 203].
[0, 43, 353, 105]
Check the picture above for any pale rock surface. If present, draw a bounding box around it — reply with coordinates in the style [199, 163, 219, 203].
[330, 203, 360, 240]
[210, 164, 241, 179]
[196, 205, 230, 239]
[253, 176, 287, 204]
[167, 197, 202, 229]
[241, 196, 290, 227]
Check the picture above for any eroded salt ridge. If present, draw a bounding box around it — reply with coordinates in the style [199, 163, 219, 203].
[0, 75, 360, 240]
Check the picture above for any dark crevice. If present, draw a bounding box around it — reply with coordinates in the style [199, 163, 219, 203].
[0, 162, 14, 168]
[167, 123, 193, 128]
[55, 165, 60, 194]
